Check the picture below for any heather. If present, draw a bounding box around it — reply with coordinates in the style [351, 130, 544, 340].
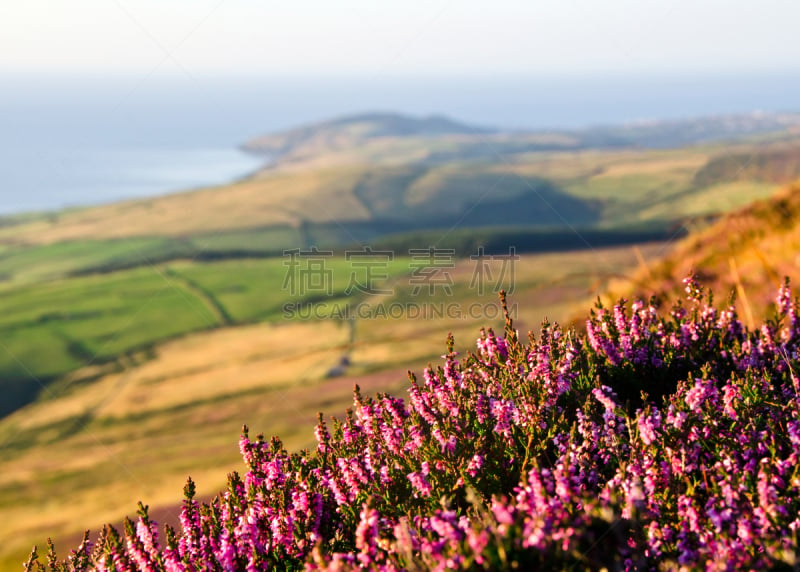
[28, 278, 800, 571]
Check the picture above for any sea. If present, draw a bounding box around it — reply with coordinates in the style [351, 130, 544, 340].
[2, 72, 800, 216]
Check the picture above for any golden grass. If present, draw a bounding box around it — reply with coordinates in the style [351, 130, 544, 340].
[98, 321, 349, 418]
[594, 153, 708, 178]
[605, 182, 800, 317]
[637, 181, 781, 221]
[505, 149, 636, 180]
[0, 167, 371, 245]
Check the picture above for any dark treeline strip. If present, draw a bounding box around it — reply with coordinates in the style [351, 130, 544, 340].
[368, 224, 686, 257]
[66, 223, 686, 277]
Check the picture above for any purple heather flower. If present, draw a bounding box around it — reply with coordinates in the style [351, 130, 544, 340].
[638, 409, 661, 445]
[592, 386, 618, 413]
[466, 454, 484, 477]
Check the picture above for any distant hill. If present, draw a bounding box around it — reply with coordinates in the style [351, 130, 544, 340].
[242, 112, 496, 160]
[604, 180, 800, 324]
[2, 118, 798, 253]
[241, 110, 800, 169]
[581, 111, 800, 149]
[2, 111, 799, 264]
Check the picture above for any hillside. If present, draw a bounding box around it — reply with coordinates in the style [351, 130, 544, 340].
[604, 180, 800, 323]
[241, 110, 800, 168]
[0, 113, 798, 421]
[4, 111, 800, 569]
[2, 127, 798, 252]
[0, 113, 797, 422]
[0, 244, 670, 570]
[241, 111, 496, 158]
[30, 277, 800, 570]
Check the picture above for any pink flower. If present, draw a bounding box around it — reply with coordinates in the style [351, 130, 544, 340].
[466, 454, 484, 477]
[637, 410, 660, 445]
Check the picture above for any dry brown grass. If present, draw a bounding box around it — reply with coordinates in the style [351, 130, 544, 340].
[594, 153, 708, 178]
[98, 321, 349, 418]
[605, 182, 800, 317]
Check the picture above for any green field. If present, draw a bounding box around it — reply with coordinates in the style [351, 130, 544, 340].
[0, 267, 220, 415]
[0, 238, 191, 285]
[0, 256, 421, 415]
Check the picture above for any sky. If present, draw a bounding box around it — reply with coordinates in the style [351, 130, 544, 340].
[1, 0, 799, 78]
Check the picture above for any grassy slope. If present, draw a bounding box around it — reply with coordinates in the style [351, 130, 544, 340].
[0, 268, 220, 417]
[0, 257, 416, 416]
[603, 181, 800, 323]
[0, 244, 667, 570]
[2, 139, 796, 248]
[0, 135, 796, 422]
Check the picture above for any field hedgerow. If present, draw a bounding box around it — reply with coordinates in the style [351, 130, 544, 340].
[27, 276, 800, 571]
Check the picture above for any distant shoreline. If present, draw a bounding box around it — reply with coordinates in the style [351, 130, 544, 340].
[0, 146, 266, 218]
[3, 101, 799, 219]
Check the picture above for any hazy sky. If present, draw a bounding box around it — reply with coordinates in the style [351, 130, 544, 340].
[1, 0, 798, 77]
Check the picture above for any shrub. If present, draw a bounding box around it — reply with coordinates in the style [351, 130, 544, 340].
[28, 280, 800, 571]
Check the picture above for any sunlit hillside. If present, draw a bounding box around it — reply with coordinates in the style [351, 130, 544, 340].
[2, 113, 799, 249]
[604, 180, 800, 325]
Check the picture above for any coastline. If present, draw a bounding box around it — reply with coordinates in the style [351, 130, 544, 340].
[0, 146, 266, 219]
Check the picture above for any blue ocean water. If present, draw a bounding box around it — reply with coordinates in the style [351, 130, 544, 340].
[2, 72, 800, 215]
[0, 146, 264, 215]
